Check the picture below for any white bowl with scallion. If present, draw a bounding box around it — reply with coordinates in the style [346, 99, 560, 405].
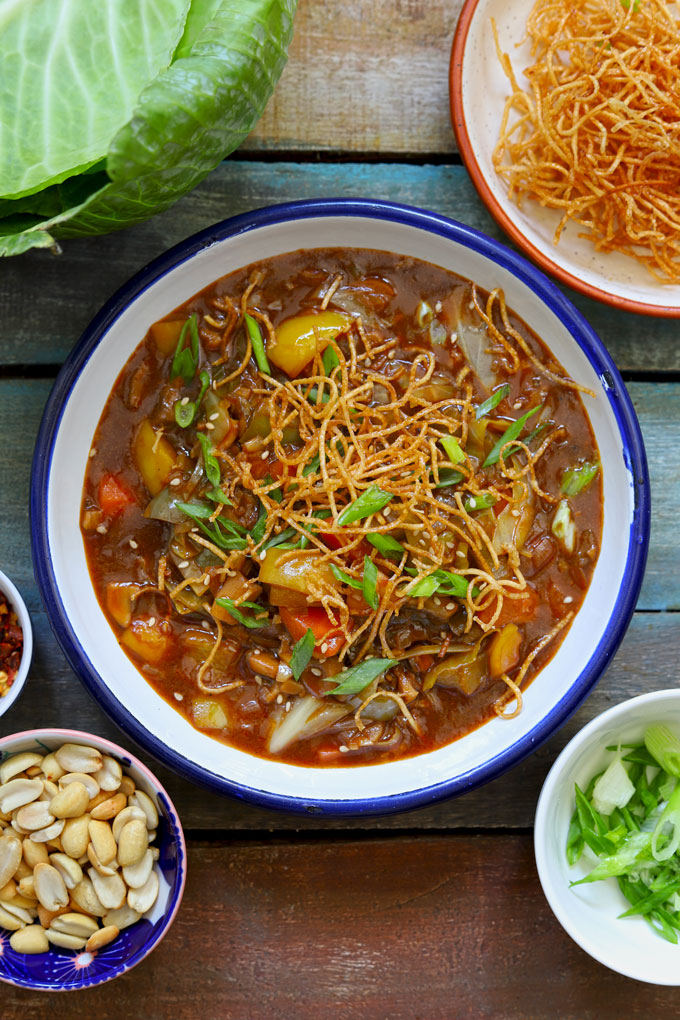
[535, 689, 680, 985]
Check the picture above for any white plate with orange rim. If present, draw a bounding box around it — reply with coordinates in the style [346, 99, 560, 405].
[450, 0, 680, 318]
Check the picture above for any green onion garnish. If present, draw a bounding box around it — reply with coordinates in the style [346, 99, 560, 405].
[337, 484, 394, 526]
[323, 657, 398, 697]
[434, 468, 464, 489]
[290, 628, 315, 680]
[483, 404, 543, 468]
[215, 598, 269, 629]
[362, 555, 379, 610]
[366, 533, 405, 559]
[562, 460, 600, 496]
[439, 434, 465, 464]
[174, 369, 211, 428]
[196, 433, 221, 489]
[322, 345, 339, 375]
[464, 492, 497, 512]
[251, 501, 268, 545]
[406, 568, 471, 600]
[330, 564, 363, 589]
[245, 313, 270, 375]
[206, 487, 233, 506]
[176, 503, 247, 550]
[475, 383, 510, 421]
[170, 314, 200, 384]
[644, 725, 680, 778]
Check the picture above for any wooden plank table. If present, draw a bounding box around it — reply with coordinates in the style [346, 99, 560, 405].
[2, 1, 678, 1014]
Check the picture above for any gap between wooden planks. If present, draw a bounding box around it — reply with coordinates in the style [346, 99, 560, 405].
[3, 835, 675, 1019]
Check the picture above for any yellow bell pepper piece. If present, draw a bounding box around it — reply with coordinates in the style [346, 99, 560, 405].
[133, 420, 178, 495]
[259, 548, 337, 595]
[149, 319, 184, 355]
[268, 311, 351, 378]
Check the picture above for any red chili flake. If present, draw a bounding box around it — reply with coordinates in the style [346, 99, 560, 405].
[0, 592, 23, 697]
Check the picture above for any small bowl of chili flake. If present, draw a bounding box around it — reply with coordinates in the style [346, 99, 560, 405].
[0, 570, 32, 717]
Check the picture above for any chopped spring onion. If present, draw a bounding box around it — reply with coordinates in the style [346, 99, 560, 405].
[464, 492, 497, 513]
[566, 724, 680, 942]
[214, 598, 269, 629]
[475, 383, 510, 421]
[251, 502, 268, 545]
[174, 370, 211, 428]
[303, 453, 321, 477]
[207, 488, 233, 506]
[337, 485, 394, 526]
[261, 475, 283, 503]
[562, 460, 600, 496]
[439, 434, 465, 464]
[170, 314, 200, 384]
[290, 629, 315, 680]
[330, 564, 362, 589]
[323, 657, 399, 697]
[362, 555, 379, 610]
[366, 533, 405, 559]
[483, 404, 543, 468]
[196, 433, 221, 489]
[177, 502, 247, 550]
[645, 725, 680, 778]
[406, 568, 471, 600]
[322, 345, 340, 375]
[263, 526, 299, 551]
[434, 468, 464, 489]
[245, 313, 270, 375]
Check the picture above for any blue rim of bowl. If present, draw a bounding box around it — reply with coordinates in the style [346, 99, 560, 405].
[30, 198, 650, 816]
[0, 727, 186, 991]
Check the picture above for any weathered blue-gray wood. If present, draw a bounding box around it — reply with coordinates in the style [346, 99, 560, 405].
[1, 162, 678, 371]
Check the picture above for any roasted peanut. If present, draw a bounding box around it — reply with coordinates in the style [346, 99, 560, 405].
[33, 863, 69, 913]
[9, 924, 49, 954]
[54, 744, 103, 775]
[86, 924, 119, 952]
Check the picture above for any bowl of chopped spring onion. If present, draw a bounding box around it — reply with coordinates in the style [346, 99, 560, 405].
[535, 690, 680, 984]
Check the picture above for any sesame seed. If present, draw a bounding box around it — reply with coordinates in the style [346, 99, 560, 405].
[181, 396, 190, 406]
[129, 539, 138, 549]
[435, 301, 442, 313]
[205, 422, 215, 431]
[203, 574, 210, 585]
[202, 619, 211, 629]
[383, 507, 391, 517]
[511, 509, 520, 518]
[446, 602, 455, 611]
[468, 301, 475, 311]
[320, 642, 329, 654]
[173, 692, 184, 702]
[89, 448, 97, 458]
[96, 524, 107, 534]
[259, 551, 266, 560]
[388, 350, 397, 359]
[170, 477, 181, 487]
[513, 401, 522, 409]
[311, 667, 322, 676]
[450, 332, 458, 344]
[339, 745, 349, 753]
[260, 451, 268, 460]
[456, 549, 465, 558]
[178, 560, 189, 569]
[468, 498, 477, 509]
[209, 412, 219, 421]
[276, 694, 283, 704]
[148, 616, 156, 627]
[564, 595, 573, 604]
[434, 597, 442, 606]
[285, 701, 291, 712]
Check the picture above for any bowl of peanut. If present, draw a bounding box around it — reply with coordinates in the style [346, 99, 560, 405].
[0, 728, 186, 990]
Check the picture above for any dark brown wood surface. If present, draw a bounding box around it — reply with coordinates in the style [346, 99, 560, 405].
[0, 0, 677, 1013]
[4, 837, 679, 1020]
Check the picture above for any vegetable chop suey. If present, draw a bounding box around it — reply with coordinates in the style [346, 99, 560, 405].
[81, 249, 602, 765]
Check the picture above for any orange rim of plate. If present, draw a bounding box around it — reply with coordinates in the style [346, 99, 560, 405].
[449, 0, 680, 319]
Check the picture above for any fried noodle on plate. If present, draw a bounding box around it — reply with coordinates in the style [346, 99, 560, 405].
[493, 0, 680, 283]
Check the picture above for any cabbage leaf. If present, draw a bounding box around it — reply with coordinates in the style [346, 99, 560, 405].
[0, 0, 297, 256]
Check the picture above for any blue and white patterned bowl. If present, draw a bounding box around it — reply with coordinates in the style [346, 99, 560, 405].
[30, 199, 650, 814]
[0, 728, 186, 992]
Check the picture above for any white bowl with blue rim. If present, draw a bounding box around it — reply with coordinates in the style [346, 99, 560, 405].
[30, 198, 649, 815]
[0, 728, 186, 991]
[535, 690, 680, 985]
